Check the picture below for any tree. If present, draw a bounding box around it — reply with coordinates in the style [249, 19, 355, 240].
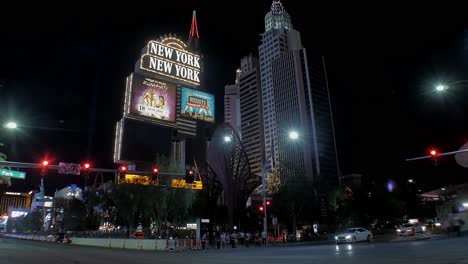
[267, 167, 282, 195]
[272, 172, 316, 238]
[54, 198, 86, 231]
[108, 155, 195, 238]
[7, 211, 43, 233]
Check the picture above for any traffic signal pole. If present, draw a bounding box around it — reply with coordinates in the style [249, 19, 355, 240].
[262, 165, 267, 243]
[405, 148, 468, 161]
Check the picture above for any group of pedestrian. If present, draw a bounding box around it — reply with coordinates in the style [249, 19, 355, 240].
[201, 230, 268, 249]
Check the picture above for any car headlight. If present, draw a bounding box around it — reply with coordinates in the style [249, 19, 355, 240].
[396, 229, 401, 232]
[335, 236, 338, 240]
[345, 235, 351, 239]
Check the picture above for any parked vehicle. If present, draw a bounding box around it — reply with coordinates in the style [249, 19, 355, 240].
[396, 223, 424, 236]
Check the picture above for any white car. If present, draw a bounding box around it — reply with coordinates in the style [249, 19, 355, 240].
[335, 227, 372, 243]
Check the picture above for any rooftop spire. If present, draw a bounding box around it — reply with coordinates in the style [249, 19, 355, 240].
[188, 10, 200, 51]
[271, 0, 285, 15]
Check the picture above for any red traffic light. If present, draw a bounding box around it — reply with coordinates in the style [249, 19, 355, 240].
[119, 165, 127, 172]
[153, 167, 159, 174]
[84, 163, 91, 169]
[259, 206, 264, 212]
[266, 200, 271, 206]
[188, 170, 194, 175]
[429, 149, 438, 157]
[42, 160, 49, 166]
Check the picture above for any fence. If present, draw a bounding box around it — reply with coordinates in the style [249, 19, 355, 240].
[1, 233, 202, 251]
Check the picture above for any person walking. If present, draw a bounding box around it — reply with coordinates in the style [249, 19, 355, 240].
[261, 230, 267, 245]
[245, 232, 251, 248]
[220, 232, 226, 248]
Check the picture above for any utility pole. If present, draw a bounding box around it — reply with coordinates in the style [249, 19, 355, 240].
[262, 165, 267, 243]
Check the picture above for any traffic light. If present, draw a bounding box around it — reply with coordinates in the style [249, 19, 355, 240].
[40, 160, 49, 176]
[151, 167, 159, 183]
[259, 206, 264, 212]
[118, 164, 127, 182]
[119, 164, 128, 173]
[266, 200, 271, 206]
[185, 169, 195, 183]
[429, 149, 439, 165]
[82, 162, 91, 174]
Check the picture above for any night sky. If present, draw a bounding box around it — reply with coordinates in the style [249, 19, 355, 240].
[0, 1, 467, 194]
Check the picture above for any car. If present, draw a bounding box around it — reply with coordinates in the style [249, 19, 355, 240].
[396, 223, 424, 236]
[335, 227, 371, 243]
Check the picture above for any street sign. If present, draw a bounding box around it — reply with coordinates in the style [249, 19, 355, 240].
[0, 169, 26, 179]
[58, 162, 81, 175]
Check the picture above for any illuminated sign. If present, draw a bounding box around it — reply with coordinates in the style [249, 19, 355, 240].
[120, 174, 152, 185]
[180, 87, 215, 123]
[140, 40, 201, 86]
[5, 192, 22, 196]
[10, 211, 28, 218]
[187, 223, 197, 230]
[201, 219, 210, 223]
[0, 169, 26, 179]
[128, 73, 177, 122]
[171, 179, 203, 190]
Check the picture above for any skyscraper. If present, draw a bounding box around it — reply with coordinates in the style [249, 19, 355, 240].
[238, 55, 264, 177]
[224, 84, 241, 134]
[259, 0, 303, 173]
[259, 0, 339, 185]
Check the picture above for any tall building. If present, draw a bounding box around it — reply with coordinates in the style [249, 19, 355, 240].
[259, 0, 339, 185]
[224, 84, 241, 133]
[259, 0, 303, 173]
[0, 191, 33, 216]
[238, 55, 264, 177]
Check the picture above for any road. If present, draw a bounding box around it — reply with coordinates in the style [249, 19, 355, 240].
[1, 236, 468, 264]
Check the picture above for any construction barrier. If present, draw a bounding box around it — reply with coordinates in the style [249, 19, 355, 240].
[1, 234, 195, 251]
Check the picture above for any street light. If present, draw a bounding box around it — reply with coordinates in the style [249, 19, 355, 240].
[289, 131, 299, 140]
[408, 179, 414, 183]
[4, 122, 17, 129]
[435, 80, 468, 92]
[224, 136, 232, 142]
[435, 85, 447, 92]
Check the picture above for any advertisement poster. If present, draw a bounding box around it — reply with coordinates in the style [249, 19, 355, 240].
[130, 73, 176, 122]
[180, 87, 215, 122]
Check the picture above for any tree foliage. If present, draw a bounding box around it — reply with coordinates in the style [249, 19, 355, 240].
[7, 211, 43, 233]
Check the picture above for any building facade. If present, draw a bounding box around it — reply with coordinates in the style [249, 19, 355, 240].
[224, 84, 241, 134]
[238, 55, 264, 177]
[0, 191, 33, 216]
[259, 0, 339, 185]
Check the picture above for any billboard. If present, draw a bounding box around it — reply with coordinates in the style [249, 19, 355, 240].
[129, 73, 176, 122]
[180, 87, 215, 122]
[140, 40, 201, 86]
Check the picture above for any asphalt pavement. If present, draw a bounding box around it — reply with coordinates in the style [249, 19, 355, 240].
[1, 235, 468, 264]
